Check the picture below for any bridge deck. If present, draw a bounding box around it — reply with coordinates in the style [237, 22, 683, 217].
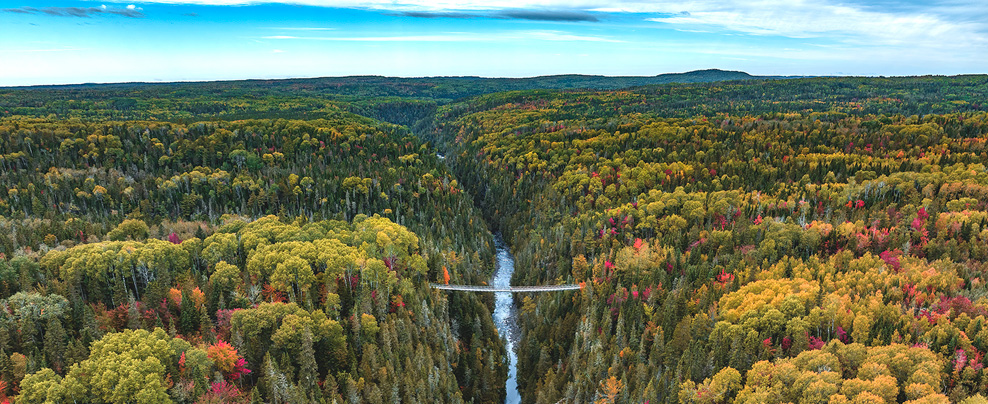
[430, 283, 582, 293]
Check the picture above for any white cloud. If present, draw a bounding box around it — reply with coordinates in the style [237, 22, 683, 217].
[94, 0, 986, 50]
[643, 1, 985, 50]
[90, 0, 599, 8]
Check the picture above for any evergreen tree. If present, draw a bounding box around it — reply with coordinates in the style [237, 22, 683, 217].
[19, 316, 37, 354]
[200, 308, 216, 344]
[298, 326, 320, 401]
[64, 339, 88, 369]
[0, 349, 12, 397]
[126, 296, 141, 330]
[180, 289, 197, 336]
[42, 317, 66, 372]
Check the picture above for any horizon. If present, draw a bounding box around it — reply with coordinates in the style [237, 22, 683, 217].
[4, 69, 988, 90]
[2, 0, 987, 86]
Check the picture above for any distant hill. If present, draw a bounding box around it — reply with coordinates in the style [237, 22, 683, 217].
[509, 69, 768, 89]
[1, 69, 786, 101]
[0, 69, 797, 126]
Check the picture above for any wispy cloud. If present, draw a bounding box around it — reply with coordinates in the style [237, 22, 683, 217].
[392, 11, 479, 19]
[389, 9, 598, 22]
[641, 1, 987, 49]
[4, 5, 144, 18]
[89, 0, 986, 49]
[495, 9, 597, 22]
[2, 7, 36, 14]
[262, 29, 620, 42]
[263, 34, 493, 42]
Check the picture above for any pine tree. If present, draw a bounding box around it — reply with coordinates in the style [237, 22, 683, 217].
[0, 323, 10, 354]
[127, 296, 142, 330]
[64, 339, 89, 369]
[180, 289, 197, 335]
[43, 317, 66, 372]
[259, 352, 278, 403]
[112, 279, 128, 308]
[322, 372, 339, 401]
[0, 349, 12, 396]
[19, 316, 37, 353]
[249, 386, 263, 404]
[200, 308, 216, 344]
[83, 305, 103, 342]
[298, 326, 320, 401]
[278, 352, 295, 384]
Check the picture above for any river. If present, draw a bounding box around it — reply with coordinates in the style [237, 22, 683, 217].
[492, 235, 522, 404]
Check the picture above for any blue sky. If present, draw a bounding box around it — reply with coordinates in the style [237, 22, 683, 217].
[1, 0, 986, 86]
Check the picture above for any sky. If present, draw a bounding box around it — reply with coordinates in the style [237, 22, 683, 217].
[1, 0, 986, 86]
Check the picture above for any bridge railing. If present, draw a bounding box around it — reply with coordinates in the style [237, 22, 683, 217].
[430, 283, 582, 293]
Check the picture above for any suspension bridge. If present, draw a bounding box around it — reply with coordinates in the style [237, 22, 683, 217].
[430, 283, 582, 293]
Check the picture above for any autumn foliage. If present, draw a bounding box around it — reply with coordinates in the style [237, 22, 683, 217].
[3, 73, 988, 403]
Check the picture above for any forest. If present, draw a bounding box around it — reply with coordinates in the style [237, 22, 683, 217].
[1, 73, 988, 403]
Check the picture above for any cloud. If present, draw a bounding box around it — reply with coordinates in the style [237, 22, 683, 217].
[496, 9, 597, 22]
[393, 11, 479, 19]
[639, 1, 986, 49]
[87, 0, 985, 47]
[263, 29, 620, 42]
[41, 7, 103, 17]
[4, 5, 144, 18]
[23, 0, 985, 56]
[264, 34, 491, 42]
[107, 8, 145, 17]
[388, 9, 598, 22]
[2, 7, 36, 13]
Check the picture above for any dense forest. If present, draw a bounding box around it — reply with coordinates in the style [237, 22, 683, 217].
[0, 105, 507, 403]
[428, 75, 988, 403]
[1, 73, 988, 403]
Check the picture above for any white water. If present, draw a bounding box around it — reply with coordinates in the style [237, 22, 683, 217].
[492, 235, 522, 404]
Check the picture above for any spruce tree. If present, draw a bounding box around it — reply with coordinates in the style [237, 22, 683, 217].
[64, 339, 89, 369]
[127, 296, 142, 330]
[179, 289, 197, 335]
[200, 308, 216, 344]
[19, 316, 37, 353]
[0, 349, 12, 395]
[42, 317, 66, 372]
[258, 352, 278, 403]
[298, 326, 320, 401]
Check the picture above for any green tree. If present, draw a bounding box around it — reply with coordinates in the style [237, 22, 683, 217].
[43, 317, 67, 372]
[298, 326, 320, 401]
[106, 219, 150, 241]
[17, 367, 63, 404]
[23, 328, 183, 404]
[270, 256, 314, 301]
